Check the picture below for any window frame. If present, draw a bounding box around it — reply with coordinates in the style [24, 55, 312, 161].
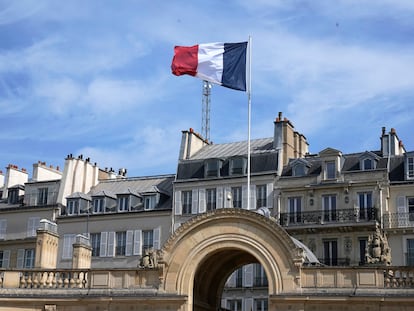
[231, 187, 242, 208]
[181, 191, 192, 215]
[206, 188, 217, 211]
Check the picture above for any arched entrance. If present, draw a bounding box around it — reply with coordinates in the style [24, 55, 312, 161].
[160, 209, 306, 311]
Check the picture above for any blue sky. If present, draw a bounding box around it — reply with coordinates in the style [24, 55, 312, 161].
[1, 0, 414, 178]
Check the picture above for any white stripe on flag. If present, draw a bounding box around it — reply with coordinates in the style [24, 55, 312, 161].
[195, 42, 224, 85]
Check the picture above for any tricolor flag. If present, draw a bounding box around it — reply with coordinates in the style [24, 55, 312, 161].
[171, 42, 248, 91]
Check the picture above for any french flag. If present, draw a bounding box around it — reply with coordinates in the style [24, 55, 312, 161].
[171, 42, 248, 91]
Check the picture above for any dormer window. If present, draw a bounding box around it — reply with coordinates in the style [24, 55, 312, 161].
[230, 157, 246, 175]
[205, 159, 222, 178]
[37, 187, 48, 205]
[144, 195, 157, 210]
[8, 189, 19, 204]
[362, 158, 374, 170]
[293, 164, 305, 177]
[325, 161, 336, 179]
[117, 195, 129, 212]
[406, 155, 414, 180]
[67, 199, 79, 215]
[93, 197, 104, 214]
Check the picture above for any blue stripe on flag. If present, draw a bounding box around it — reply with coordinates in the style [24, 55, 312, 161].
[222, 42, 247, 91]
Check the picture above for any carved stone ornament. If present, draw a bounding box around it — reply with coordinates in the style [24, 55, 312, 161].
[365, 227, 391, 266]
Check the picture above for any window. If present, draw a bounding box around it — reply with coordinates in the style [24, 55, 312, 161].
[8, 189, 19, 204]
[288, 197, 302, 224]
[0, 250, 10, 268]
[230, 157, 245, 175]
[408, 157, 414, 179]
[323, 195, 337, 222]
[231, 187, 242, 208]
[254, 299, 268, 311]
[227, 299, 242, 311]
[18, 249, 35, 268]
[408, 197, 414, 221]
[362, 158, 374, 170]
[67, 199, 79, 215]
[93, 198, 104, 214]
[142, 230, 154, 253]
[206, 188, 216, 211]
[118, 196, 129, 212]
[182, 191, 192, 215]
[407, 239, 414, 266]
[358, 192, 373, 220]
[115, 231, 127, 256]
[0, 219, 7, 239]
[90, 233, 101, 257]
[359, 238, 367, 265]
[37, 187, 48, 205]
[256, 185, 267, 208]
[205, 159, 220, 177]
[323, 240, 338, 266]
[27, 217, 40, 237]
[144, 195, 156, 210]
[253, 263, 268, 287]
[62, 234, 76, 259]
[293, 164, 305, 177]
[235, 267, 243, 287]
[325, 161, 336, 179]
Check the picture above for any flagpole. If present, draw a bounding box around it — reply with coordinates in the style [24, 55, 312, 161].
[247, 36, 252, 210]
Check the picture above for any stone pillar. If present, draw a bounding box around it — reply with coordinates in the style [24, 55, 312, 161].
[72, 234, 92, 269]
[35, 219, 59, 269]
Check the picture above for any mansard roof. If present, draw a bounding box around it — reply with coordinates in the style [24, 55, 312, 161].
[89, 174, 175, 196]
[281, 150, 388, 177]
[189, 137, 275, 160]
[177, 138, 278, 180]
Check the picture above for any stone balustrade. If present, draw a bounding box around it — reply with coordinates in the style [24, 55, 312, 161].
[0, 267, 163, 290]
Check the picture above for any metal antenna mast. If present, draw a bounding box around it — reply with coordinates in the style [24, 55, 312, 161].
[202, 80, 212, 141]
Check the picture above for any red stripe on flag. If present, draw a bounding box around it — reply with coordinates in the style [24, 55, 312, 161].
[171, 45, 199, 76]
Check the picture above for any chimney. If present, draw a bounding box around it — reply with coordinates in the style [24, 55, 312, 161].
[178, 128, 210, 160]
[381, 127, 406, 157]
[1, 164, 28, 200]
[273, 113, 309, 174]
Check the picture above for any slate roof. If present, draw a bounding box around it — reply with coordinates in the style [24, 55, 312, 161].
[189, 138, 275, 160]
[89, 175, 175, 196]
[281, 151, 389, 177]
[177, 138, 278, 180]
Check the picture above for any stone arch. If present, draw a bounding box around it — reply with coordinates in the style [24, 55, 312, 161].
[160, 209, 305, 311]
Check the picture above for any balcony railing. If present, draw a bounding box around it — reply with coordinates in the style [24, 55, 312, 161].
[280, 207, 378, 227]
[383, 212, 414, 229]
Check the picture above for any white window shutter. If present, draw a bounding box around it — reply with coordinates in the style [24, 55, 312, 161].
[249, 184, 256, 210]
[126, 230, 134, 256]
[267, 182, 273, 209]
[244, 298, 253, 311]
[100, 232, 108, 257]
[243, 264, 253, 287]
[133, 230, 142, 255]
[397, 196, 408, 227]
[62, 234, 75, 259]
[27, 217, 40, 237]
[224, 186, 231, 208]
[173, 222, 181, 232]
[17, 249, 25, 269]
[217, 187, 223, 209]
[107, 232, 115, 257]
[153, 227, 161, 250]
[2, 250, 10, 268]
[0, 219, 6, 239]
[199, 189, 206, 213]
[242, 185, 248, 209]
[174, 191, 182, 215]
[191, 189, 199, 214]
[226, 270, 236, 287]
